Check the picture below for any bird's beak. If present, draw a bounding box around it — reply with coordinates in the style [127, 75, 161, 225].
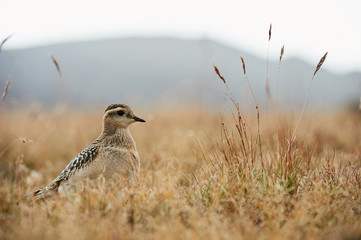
[133, 116, 146, 122]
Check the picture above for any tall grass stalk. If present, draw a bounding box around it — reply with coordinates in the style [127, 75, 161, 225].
[50, 55, 73, 108]
[287, 52, 328, 173]
[0, 34, 12, 53]
[240, 57, 262, 159]
[50, 55, 87, 144]
[265, 24, 272, 136]
[276, 45, 285, 155]
[213, 64, 252, 136]
[213, 63, 260, 165]
[1, 77, 11, 103]
[290, 52, 328, 143]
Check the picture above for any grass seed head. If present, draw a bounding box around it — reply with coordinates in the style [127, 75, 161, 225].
[0, 34, 12, 52]
[268, 23, 272, 41]
[313, 52, 328, 77]
[2, 77, 11, 102]
[280, 45, 285, 61]
[213, 64, 226, 83]
[240, 57, 246, 75]
[51, 55, 63, 78]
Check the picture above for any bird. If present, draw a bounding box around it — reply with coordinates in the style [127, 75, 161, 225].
[33, 104, 145, 198]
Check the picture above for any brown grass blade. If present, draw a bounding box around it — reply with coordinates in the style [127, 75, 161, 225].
[213, 64, 226, 83]
[2, 77, 11, 102]
[313, 52, 328, 77]
[280, 45, 285, 61]
[265, 23, 272, 133]
[51, 55, 63, 78]
[50, 54, 76, 114]
[0, 34, 12, 52]
[240, 57, 246, 75]
[276, 45, 284, 156]
[290, 52, 329, 144]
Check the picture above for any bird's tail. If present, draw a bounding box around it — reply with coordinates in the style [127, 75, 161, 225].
[33, 179, 61, 199]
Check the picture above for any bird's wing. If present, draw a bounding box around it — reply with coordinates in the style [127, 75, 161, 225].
[34, 145, 100, 196]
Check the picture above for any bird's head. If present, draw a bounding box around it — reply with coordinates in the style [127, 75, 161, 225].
[103, 104, 145, 131]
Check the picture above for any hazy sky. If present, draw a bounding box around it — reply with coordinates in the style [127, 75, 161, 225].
[1, 0, 361, 73]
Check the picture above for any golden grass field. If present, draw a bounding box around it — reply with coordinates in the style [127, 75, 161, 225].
[0, 30, 360, 239]
[0, 104, 360, 240]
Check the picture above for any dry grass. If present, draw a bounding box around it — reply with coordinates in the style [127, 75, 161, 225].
[0, 34, 12, 53]
[0, 105, 360, 240]
[1, 77, 11, 102]
[1, 28, 360, 240]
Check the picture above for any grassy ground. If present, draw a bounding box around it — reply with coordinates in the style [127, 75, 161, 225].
[0, 105, 360, 240]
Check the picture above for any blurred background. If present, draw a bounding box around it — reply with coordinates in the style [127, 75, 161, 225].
[0, 0, 360, 111]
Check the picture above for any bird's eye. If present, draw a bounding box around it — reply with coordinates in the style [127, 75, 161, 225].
[117, 110, 125, 116]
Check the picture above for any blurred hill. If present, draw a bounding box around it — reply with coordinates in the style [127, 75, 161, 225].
[0, 37, 360, 110]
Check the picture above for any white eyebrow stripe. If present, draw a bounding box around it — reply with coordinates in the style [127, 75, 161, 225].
[106, 107, 125, 113]
[104, 107, 131, 119]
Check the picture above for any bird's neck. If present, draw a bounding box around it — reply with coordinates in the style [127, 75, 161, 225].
[96, 126, 136, 149]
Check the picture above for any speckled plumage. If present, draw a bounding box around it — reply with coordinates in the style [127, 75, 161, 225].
[34, 104, 145, 197]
